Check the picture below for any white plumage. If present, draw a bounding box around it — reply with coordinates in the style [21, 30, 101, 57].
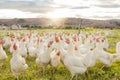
[18, 41, 27, 58]
[10, 43, 28, 76]
[0, 40, 7, 61]
[50, 50, 61, 68]
[3, 36, 11, 48]
[60, 48, 87, 80]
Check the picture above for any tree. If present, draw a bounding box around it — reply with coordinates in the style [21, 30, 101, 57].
[17, 19, 26, 23]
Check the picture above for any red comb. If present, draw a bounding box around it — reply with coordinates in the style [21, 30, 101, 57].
[55, 36, 59, 43]
[13, 43, 17, 50]
[74, 46, 78, 51]
[38, 37, 42, 42]
[73, 37, 77, 42]
[86, 34, 88, 38]
[47, 42, 50, 48]
[96, 38, 100, 42]
[57, 51, 61, 56]
[22, 38, 26, 42]
[0, 40, 4, 44]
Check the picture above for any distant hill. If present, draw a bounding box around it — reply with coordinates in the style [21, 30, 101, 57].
[0, 18, 120, 28]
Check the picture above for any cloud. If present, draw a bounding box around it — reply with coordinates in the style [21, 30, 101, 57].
[70, 6, 90, 9]
[98, 0, 116, 3]
[53, 0, 90, 8]
[0, 9, 41, 19]
[0, 0, 34, 1]
[0, 0, 120, 19]
[95, 4, 120, 8]
[52, 4, 90, 9]
[93, 15, 114, 19]
[93, 0, 120, 8]
[0, 0, 55, 13]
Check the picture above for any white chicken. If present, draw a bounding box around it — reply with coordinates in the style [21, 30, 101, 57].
[28, 41, 38, 58]
[36, 42, 51, 74]
[102, 36, 109, 49]
[3, 36, 11, 48]
[50, 50, 61, 74]
[18, 40, 27, 58]
[0, 40, 8, 62]
[10, 42, 28, 79]
[95, 38, 117, 67]
[60, 48, 87, 80]
[9, 38, 19, 54]
[77, 38, 92, 55]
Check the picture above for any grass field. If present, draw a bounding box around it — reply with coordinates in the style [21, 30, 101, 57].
[0, 28, 120, 80]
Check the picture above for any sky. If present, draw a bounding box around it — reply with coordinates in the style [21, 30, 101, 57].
[0, 0, 120, 20]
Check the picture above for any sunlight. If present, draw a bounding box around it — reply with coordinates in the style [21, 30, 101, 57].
[46, 9, 67, 19]
[45, 9, 68, 26]
[45, 8, 76, 19]
[45, 9, 70, 25]
[47, 17, 67, 26]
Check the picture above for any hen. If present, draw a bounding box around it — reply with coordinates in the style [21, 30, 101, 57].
[10, 43, 28, 79]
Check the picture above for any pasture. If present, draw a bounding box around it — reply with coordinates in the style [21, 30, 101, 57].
[0, 28, 120, 80]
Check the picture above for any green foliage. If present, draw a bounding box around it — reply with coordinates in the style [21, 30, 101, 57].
[64, 26, 72, 29]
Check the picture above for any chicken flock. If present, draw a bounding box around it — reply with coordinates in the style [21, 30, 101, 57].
[0, 31, 120, 80]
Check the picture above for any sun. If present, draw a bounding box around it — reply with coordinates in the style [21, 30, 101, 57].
[45, 9, 68, 26]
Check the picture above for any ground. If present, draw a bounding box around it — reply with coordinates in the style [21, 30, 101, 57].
[0, 28, 120, 80]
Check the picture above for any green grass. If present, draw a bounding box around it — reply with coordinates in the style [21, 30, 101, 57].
[0, 28, 120, 80]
